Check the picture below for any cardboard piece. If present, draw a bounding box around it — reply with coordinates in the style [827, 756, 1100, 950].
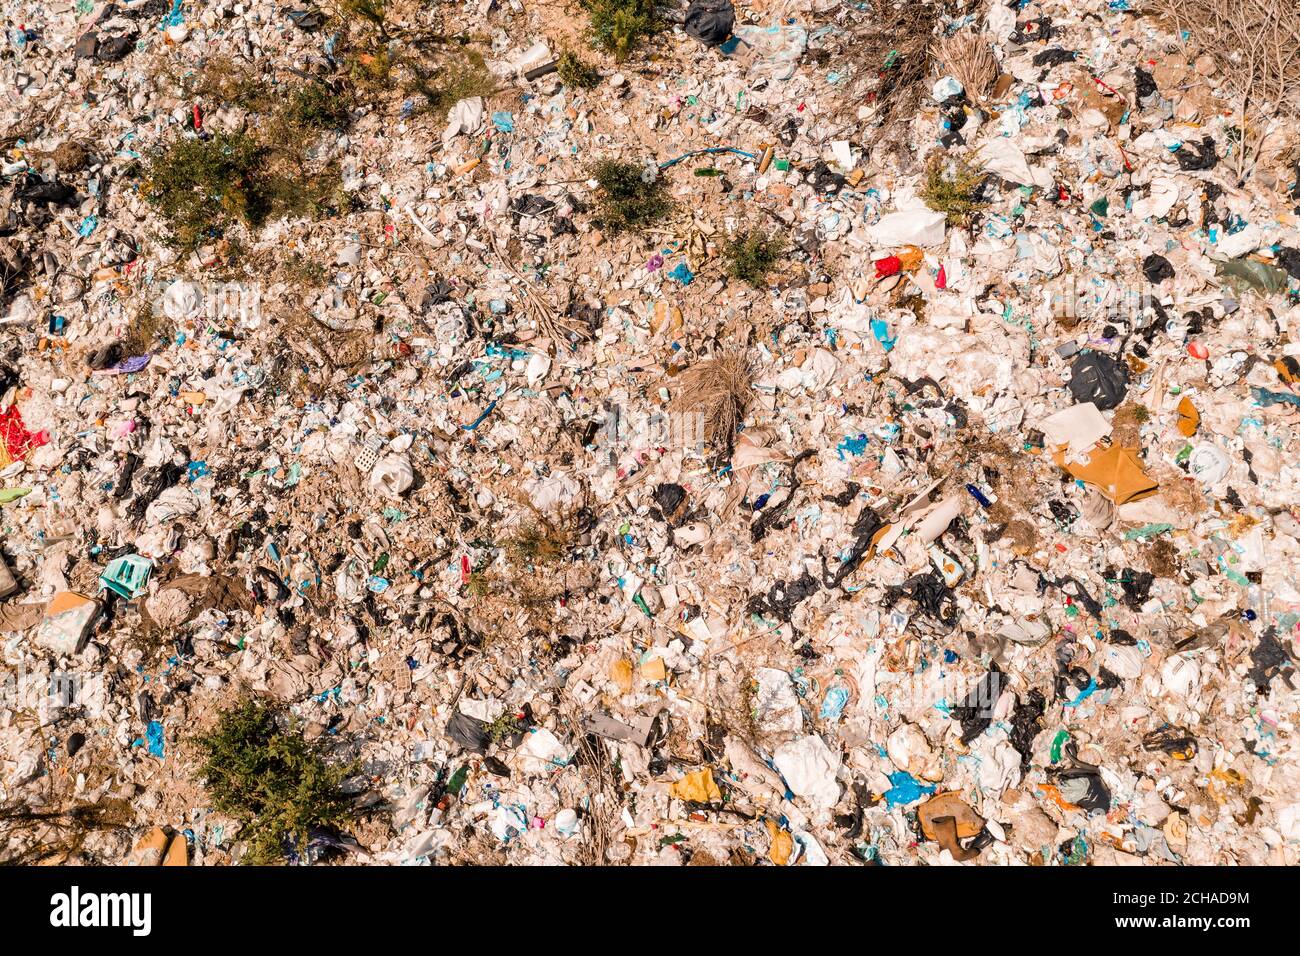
[581, 711, 656, 746]
[34, 591, 99, 656]
[1052, 444, 1158, 504]
[0, 555, 17, 599]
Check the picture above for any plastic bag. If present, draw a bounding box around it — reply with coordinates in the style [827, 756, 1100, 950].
[684, 0, 735, 45]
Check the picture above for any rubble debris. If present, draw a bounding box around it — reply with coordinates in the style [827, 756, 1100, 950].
[0, 0, 1297, 870]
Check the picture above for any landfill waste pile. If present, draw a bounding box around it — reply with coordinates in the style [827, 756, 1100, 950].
[1, 0, 1299, 867]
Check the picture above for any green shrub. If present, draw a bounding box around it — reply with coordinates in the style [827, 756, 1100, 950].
[339, 0, 389, 37]
[282, 251, 328, 286]
[591, 158, 672, 232]
[142, 133, 270, 251]
[346, 46, 495, 116]
[486, 710, 526, 743]
[921, 155, 987, 226]
[583, 0, 659, 62]
[557, 50, 601, 89]
[466, 569, 492, 597]
[193, 698, 357, 865]
[723, 229, 786, 286]
[142, 130, 348, 251]
[409, 48, 497, 115]
[285, 82, 355, 131]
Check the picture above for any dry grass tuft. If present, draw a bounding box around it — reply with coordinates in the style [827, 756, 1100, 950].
[671, 351, 752, 459]
[931, 31, 998, 107]
[121, 300, 169, 356]
[506, 517, 571, 566]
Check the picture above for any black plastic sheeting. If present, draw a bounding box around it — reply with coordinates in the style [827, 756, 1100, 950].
[1119, 567, 1155, 607]
[1008, 690, 1046, 769]
[1247, 628, 1295, 691]
[126, 461, 184, 519]
[822, 482, 860, 507]
[750, 450, 816, 542]
[950, 666, 1006, 745]
[1142, 725, 1198, 758]
[1034, 572, 1097, 616]
[746, 571, 820, 623]
[885, 570, 959, 628]
[1032, 48, 1077, 70]
[822, 505, 883, 589]
[1011, 16, 1053, 44]
[1175, 136, 1217, 171]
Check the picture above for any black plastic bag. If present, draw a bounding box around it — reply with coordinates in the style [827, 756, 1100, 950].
[87, 342, 124, 370]
[805, 161, 845, 195]
[1275, 246, 1300, 280]
[1135, 66, 1157, 101]
[653, 482, 687, 517]
[1142, 252, 1174, 283]
[97, 34, 136, 62]
[1009, 690, 1045, 769]
[1049, 745, 1111, 812]
[1119, 566, 1154, 607]
[15, 177, 78, 206]
[1068, 351, 1127, 409]
[445, 712, 491, 753]
[684, 0, 735, 46]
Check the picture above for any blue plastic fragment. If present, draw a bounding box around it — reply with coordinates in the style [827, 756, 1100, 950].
[870, 317, 896, 352]
[462, 400, 498, 430]
[820, 686, 850, 721]
[146, 720, 165, 758]
[836, 434, 868, 460]
[882, 771, 936, 807]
